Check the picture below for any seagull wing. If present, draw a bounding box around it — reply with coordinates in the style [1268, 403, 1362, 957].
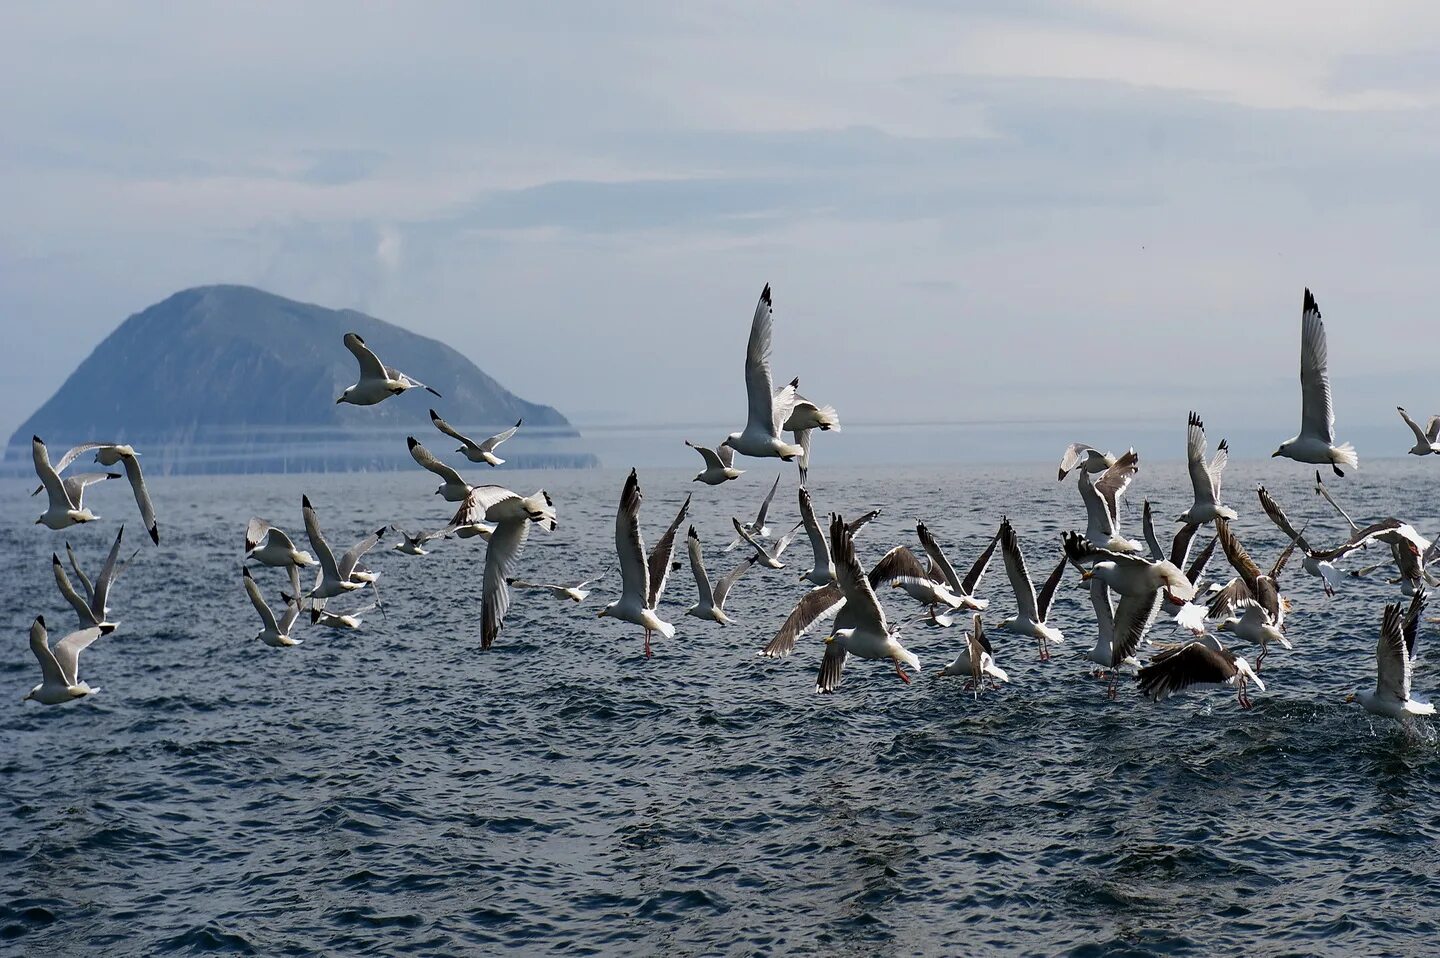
[799, 486, 829, 575]
[338, 527, 386, 580]
[62, 472, 118, 509]
[117, 453, 158, 545]
[50, 442, 106, 477]
[430, 409, 478, 449]
[753, 473, 781, 529]
[815, 636, 849, 694]
[302, 495, 342, 583]
[32, 437, 75, 509]
[481, 518, 531, 649]
[960, 529, 1001, 596]
[1256, 486, 1308, 552]
[344, 331, 388, 381]
[761, 584, 843, 657]
[1398, 407, 1430, 447]
[1377, 602, 1412, 702]
[91, 525, 126, 618]
[917, 521, 962, 593]
[66, 542, 95, 604]
[1184, 536, 1218, 588]
[1313, 471, 1360, 533]
[1137, 642, 1239, 702]
[1112, 589, 1163, 664]
[743, 285, 778, 436]
[1207, 440, 1229, 502]
[846, 509, 882, 536]
[1214, 518, 1262, 592]
[647, 493, 691, 607]
[616, 470, 650, 608]
[686, 527, 714, 606]
[1089, 577, 1116, 644]
[480, 420, 521, 454]
[1057, 442, 1095, 480]
[407, 437, 466, 486]
[1427, 415, 1440, 444]
[1310, 518, 1407, 562]
[830, 514, 887, 635]
[688, 440, 726, 471]
[243, 567, 280, 633]
[1035, 553, 1069, 622]
[51, 626, 106, 687]
[29, 619, 66, 688]
[713, 557, 754, 610]
[1403, 591, 1426, 659]
[731, 516, 777, 564]
[1078, 470, 1116, 538]
[1298, 289, 1335, 443]
[999, 519, 1039, 621]
[52, 553, 99, 627]
[1186, 413, 1218, 507]
[1096, 449, 1139, 520]
[1142, 501, 1165, 562]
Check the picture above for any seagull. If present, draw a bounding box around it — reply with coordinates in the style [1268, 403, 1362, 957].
[996, 517, 1068, 661]
[1063, 533, 1199, 605]
[731, 517, 802, 569]
[1178, 413, 1235, 524]
[598, 470, 678, 655]
[1078, 448, 1142, 551]
[245, 518, 317, 568]
[1313, 470, 1361, 534]
[1137, 634, 1264, 709]
[465, 485, 557, 649]
[1309, 519, 1436, 596]
[301, 496, 375, 602]
[337, 331, 441, 405]
[508, 573, 606, 604]
[1057, 443, 1116, 480]
[1215, 599, 1291, 670]
[796, 487, 880, 587]
[1204, 518, 1295, 633]
[33, 443, 159, 544]
[1256, 484, 1343, 596]
[636, 492, 691, 651]
[52, 526, 136, 630]
[685, 440, 744, 485]
[390, 524, 453, 556]
[1159, 520, 1219, 634]
[429, 409, 521, 466]
[1272, 289, 1358, 476]
[1397, 407, 1440, 456]
[1347, 599, 1433, 720]
[916, 521, 1001, 614]
[21, 616, 113, 704]
[407, 436, 473, 502]
[783, 393, 840, 485]
[722, 285, 804, 461]
[760, 545, 927, 659]
[684, 527, 754, 625]
[818, 514, 922, 692]
[32, 436, 119, 531]
[444, 488, 498, 541]
[935, 614, 1009, 693]
[310, 602, 376, 631]
[1083, 576, 1160, 698]
[726, 473, 783, 551]
[242, 567, 303, 647]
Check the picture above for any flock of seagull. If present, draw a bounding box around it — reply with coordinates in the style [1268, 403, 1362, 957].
[17, 287, 1440, 726]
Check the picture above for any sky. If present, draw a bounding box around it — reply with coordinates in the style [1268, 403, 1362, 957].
[4, 2, 1440, 464]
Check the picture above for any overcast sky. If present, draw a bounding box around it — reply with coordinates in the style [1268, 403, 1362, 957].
[4, 2, 1440, 461]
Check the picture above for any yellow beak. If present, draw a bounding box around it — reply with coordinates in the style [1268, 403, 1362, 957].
[1080, 570, 1094, 581]
[824, 634, 835, 645]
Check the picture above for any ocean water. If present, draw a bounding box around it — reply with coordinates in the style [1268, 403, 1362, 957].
[2, 459, 1438, 956]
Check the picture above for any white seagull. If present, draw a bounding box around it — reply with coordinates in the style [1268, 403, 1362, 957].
[795, 487, 880, 587]
[390, 524, 453, 556]
[21, 616, 113, 704]
[722, 285, 803, 461]
[1272, 289, 1358, 476]
[32, 436, 119, 531]
[726, 473, 782, 551]
[936, 614, 1009, 693]
[1256, 484, 1343, 596]
[818, 514, 922, 692]
[52, 526, 136, 630]
[311, 602, 376, 631]
[1083, 576, 1160, 698]
[685, 439, 744, 485]
[1348, 598, 1433, 720]
[1057, 443, 1117, 480]
[1397, 407, 1440, 456]
[761, 546, 927, 659]
[1178, 413, 1235, 524]
[508, 573, 606, 604]
[684, 527, 754, 626]
[407, 436, 473, 502]
[429, 409, 520, 466]
[996, 518, 1068, 661]
[301, 496, 375, 602]
[598, 470, 678, 655]
[34, 442, 159, 544]
[731, 517, 802, 569]
[337, 331, 441, 405]
[243, 567, 303, 647]
[1078, 448, 1142, 552]
[467, 484, 557, 649]
[245, 518, 317, 569]
[1216, 599, 1292, 671]
[783, 393, 840, 486]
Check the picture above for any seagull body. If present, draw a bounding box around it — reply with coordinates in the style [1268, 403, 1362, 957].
[337, 332, 440, 405]
[598, 470, 679, 654]
[311, 603, 375, 630]
[731, 517, 801, 569]
[1063, 533, 1198, 603]
[32, 436, 117, 530]
[407, 436, 473, 502]
[761, 545, 927, 659]
[1178, 413, 1235, 524]
[509, 574, 605, 604]
[818, 514, 921, 691]
[1272, 289, 1358, 476]
[917, 521, 1000, 614]
[37, 442, 159, 544]
[52, 527, 135, 630]
[467, 485, 558, 649]
[1057, 443, 1116, 480]
[430, 409, 520, 466]
[1349, 600, 1433, 719]
[245, 518, 317, 568]
[686, 440, 744, 485]
[996, 518, 1068, 660]
[685, 527, 753, 625]
[1077, 449, 1142, 552]
[1137, 634, 1264, 709]
[1397, 407, 1440, 456]
[1083, 577, 1157, 696]
[936, 615, 1009, 691]
[783, 393, 840, 485]
[723, 285, 804, 461]
[391, 524, 452, 556]
[1217, 599, 1292, 669]
[243, 567, 303, 647]
[22, 616, 113, 704]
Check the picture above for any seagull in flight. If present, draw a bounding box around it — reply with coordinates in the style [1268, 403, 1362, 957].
[1137, 634, 1264, 710]
[1178, 413, 1235, 524]
[21, 616, 113, 704]
[722, 285, 803, 461]
[996, 517, 1068, 661]
[429, 410, 521, 466]
[1396, 407, 1440, 456]
[31, 436, 119, 531]
[726, 473, 782, 551]
[598, 470, 679, 656]
[33, 442, 160, 544]
[684, 527, 754, 626]
[508, 573, 606, 604]
[243, 567, 303, 647]
[51, 526, 137, 630]
[1272, 289, 1358, 476]
[1347, 597, 1433, 720]
[337, 331, 441, 405]
[407, 436, 474, 502]
[685, 439, 744, 485]
[818, 513, 923, 692]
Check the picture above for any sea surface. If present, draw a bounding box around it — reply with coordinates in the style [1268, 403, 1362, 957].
[2, 459, 1438, 956]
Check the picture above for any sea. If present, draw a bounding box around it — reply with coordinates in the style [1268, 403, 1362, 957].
[2, 457, 1438, 956]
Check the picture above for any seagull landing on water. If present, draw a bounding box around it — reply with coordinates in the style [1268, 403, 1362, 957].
[685, 440, 744, 485]
[32, 436, 119, 531]
[1272, 289, 1358, 476]
[722, 285, 804, 462]
[935, 614, 1009, 694]
[337, 332, 441, 405]
[429, 410, 520, 466]
[1397, 407, 1440, 456]
[1137, 634, 1264, 710]
[1348, 596, 1433, 721]
[21, 616, 114, 705]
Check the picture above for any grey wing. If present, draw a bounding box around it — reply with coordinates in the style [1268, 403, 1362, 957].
[713, 557, 754, 609]
[1377, 603, 1412, 701]
[731, 516, 774, 563]
[799, 487, 829, 573]
[29, 619, 66, 688]
[1256, 486, 1307, 552]
[916, 522, 962, 592]
[1057, 442, 1094, 480]
[430, 408, 477, 448]
[999, 519, 1039, 621]
[407, 437, 466, 485]
[1313, 470, 1360, 533]
[1112, 590, 1163, 663]
[716, 441, 737, 468]
[753, 473, 781, 528]
[771, 521, 804, 559]
[302, 495, 342, 580]
[51, 442, 106, 477]
[616, 470, 650, 608]
[277, 598, 302, 634]
[1142, 500, 1165, 562]
[52, 553, 100, 626]
[1184, 536, 1218, 587]
[686, 527, 714, 606]
[91, 525, 126, 617]
[1398, 407, 1430, 446]
[1096, 449, 1139, 519]
[480, 420, 521, 453]
[1298, 290, 1335, 443]
[1168, 520, 1199, 570]
[344, 331, 388, 381]
[771, 378, 800, 440]
[243, 567, 280, 633]
[1206, 578, 1251, 619]
[481, 519, 530, 649]
[845, 509, 882, 536]
[32, 437, 74, 508]
[1310, 519, 1406, 562]
[1186, 413, 1217, 505]
[830, 514, 886, 634]
[1089, 577, 1116, 643]
[1427, 415, 1440, 444]
[647, 493, 691, 607]
[1035, 553, 1069, 622]
[1207, 440, 1229, 501]
[960, 530, 1001, 596]
[743, 285, 778, 435]
[119, 454, 158, 544]
[688, 440, 726, 471]
[761, 584, 843, 657]
[867, 545, 929, 587]
[62, 472, 118, 508]
[1403, 591, 1426, 658]
[66, 542, 95, 603]
[815, 639, 849, 693]
[51, 626, 106, 686]
[338, 527, 386, 579]
[245, 517, 271, 554]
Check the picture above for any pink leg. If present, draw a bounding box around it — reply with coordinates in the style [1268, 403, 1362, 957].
[643, 630, 652, 658]
[893, 659, 912, 684]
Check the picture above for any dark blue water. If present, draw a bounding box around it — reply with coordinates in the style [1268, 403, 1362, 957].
[3, 460, 1438, 955]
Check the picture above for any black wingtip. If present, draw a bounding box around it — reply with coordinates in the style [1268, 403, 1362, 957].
[1304, 288, 1319, 316]
[36, 615, 45, 627]
[427, 386, 443, 398]
[407, 436, 419, 449]
[302, 494, 313, 508]
[99, 624, 116, 636]
[149, 526, 160, 545]
[430, 409, 441, 420]
[242, 566, 254, 580]
[760, 283, 771, 304]
[688, 525, 698, 540]
[515, 418, 523, 428]
[32, 435, 42, 443]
